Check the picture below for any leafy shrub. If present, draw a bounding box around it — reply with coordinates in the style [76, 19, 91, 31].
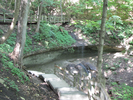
[4, 78, 19, 92]
[6, 33, 16, 47]
[74, 20, 101, 34]
[0, 51, 29, 84]
[112, 83, 133, 100]
[0, 43, 13, 53]
[33, 23, 76, 48]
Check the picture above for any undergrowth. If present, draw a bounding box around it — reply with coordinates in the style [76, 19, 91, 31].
[111, 82, 133, 100]
[33, 22, 76, 49]
[71, 15, 133, 45]
[0, 31, 30, 92]
[0, 52, 30, 84]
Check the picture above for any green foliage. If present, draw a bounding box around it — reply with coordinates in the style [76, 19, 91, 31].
[32, 0, 54, 7]
[0, 33, 16, 54]
[30, 0, 55, 15]
[109, 15, 123, 25]
[6, 33, 16, 47]
[103, 63, 110, 70]
[111, 82, 117, 86]
[72, 14, 133, 45]
[65, 0, 103, 20]
[108, 0, 133, 20]
[112, 83, 133, 100]
[67, 48, 75, 53]
[129, 41, 133, 45]
[0, 43, 13, 53]
[4, 78, 19, 92]
[24, 34, 33, 54]
[67, 4, 84, 16]
[0, 52, 29, 84]
[74, 20, 100, 34]
[113, 63, 120, 68]
[33, 23, 76, 48]
[0, 29, 4, 35]
[124, 58, 129, 63]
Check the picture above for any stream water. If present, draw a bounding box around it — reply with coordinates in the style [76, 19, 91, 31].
[25, 46, 98, 74]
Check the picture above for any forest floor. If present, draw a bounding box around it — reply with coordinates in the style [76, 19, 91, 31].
[0, 23, 133, 100]
[0, 58, 59, 100]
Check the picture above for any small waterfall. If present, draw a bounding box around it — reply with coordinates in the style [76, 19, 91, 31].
[81, 45, 85, 58]
[77, 46, 85, 58]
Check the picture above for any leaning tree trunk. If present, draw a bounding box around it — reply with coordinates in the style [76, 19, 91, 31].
[97, 0, 108, 85]
[12, 0, 30, 69]
[35, 2, 43, 33]
[0, 0, 20, 44]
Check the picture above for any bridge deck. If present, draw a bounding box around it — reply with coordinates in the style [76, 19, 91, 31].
[0, 12, 70, 23]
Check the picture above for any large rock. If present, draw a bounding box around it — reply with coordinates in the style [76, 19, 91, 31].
[81, 61, 97, 72]
[66, 64, 78, 75]
[75, 63, 90, 76]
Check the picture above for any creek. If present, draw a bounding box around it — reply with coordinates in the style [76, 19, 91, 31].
[24, 46, 99, 74]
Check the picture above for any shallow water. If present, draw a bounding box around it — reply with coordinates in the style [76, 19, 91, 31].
[26, 47, 98, 74]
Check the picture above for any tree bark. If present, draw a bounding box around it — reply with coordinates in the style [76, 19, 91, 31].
[60, 0, 63, 22]
[0, 0, 20, 44]
[12, 0, 30, 69]
[97, 0, 108, 85]
[35, 2, 43, 33]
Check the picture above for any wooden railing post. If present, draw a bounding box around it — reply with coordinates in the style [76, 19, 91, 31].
[63, 69, 65, 80]
[54, 65, 56, 74]
[73, 73, 76, 87]
[3, 12, 5, 22]
[77, 73, 80, 90]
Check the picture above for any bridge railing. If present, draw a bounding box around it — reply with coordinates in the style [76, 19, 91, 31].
[0, 12, 70, 23]
[54, 65, 111, 100]
[0, 12, 13, 22]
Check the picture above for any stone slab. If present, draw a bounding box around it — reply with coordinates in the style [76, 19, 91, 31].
[57, 87, 79, 94]
[59, 90, 89, 100]
[39, 74, 60, 82]
[28, 70, 44, 77]
[48, 80, 70, 93]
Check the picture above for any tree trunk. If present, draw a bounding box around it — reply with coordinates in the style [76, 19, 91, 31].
[60, 0, 63, 22]
[97, 0, 108, 85]
[12, 0, 30, 69]
[0, 0, 20, 44]
[35, 2, 43, 33]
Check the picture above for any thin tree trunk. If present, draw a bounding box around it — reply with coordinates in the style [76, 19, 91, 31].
[60, 0, 63, 22]
[35, 2, 43, 33]
[12, 0, 30, 69]
[0, 0, 20, 44]
[97, 0, 108, 85]
[14, 0, 16, 10]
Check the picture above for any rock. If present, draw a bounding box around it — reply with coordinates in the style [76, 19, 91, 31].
[66, 64, 78, 75]
[81, 61, 97, 72]
[75, 63, 89, 76]
[27, 70, 44, 77]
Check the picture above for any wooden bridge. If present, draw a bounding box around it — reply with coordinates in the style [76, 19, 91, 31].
[0, 12, 71, 23]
